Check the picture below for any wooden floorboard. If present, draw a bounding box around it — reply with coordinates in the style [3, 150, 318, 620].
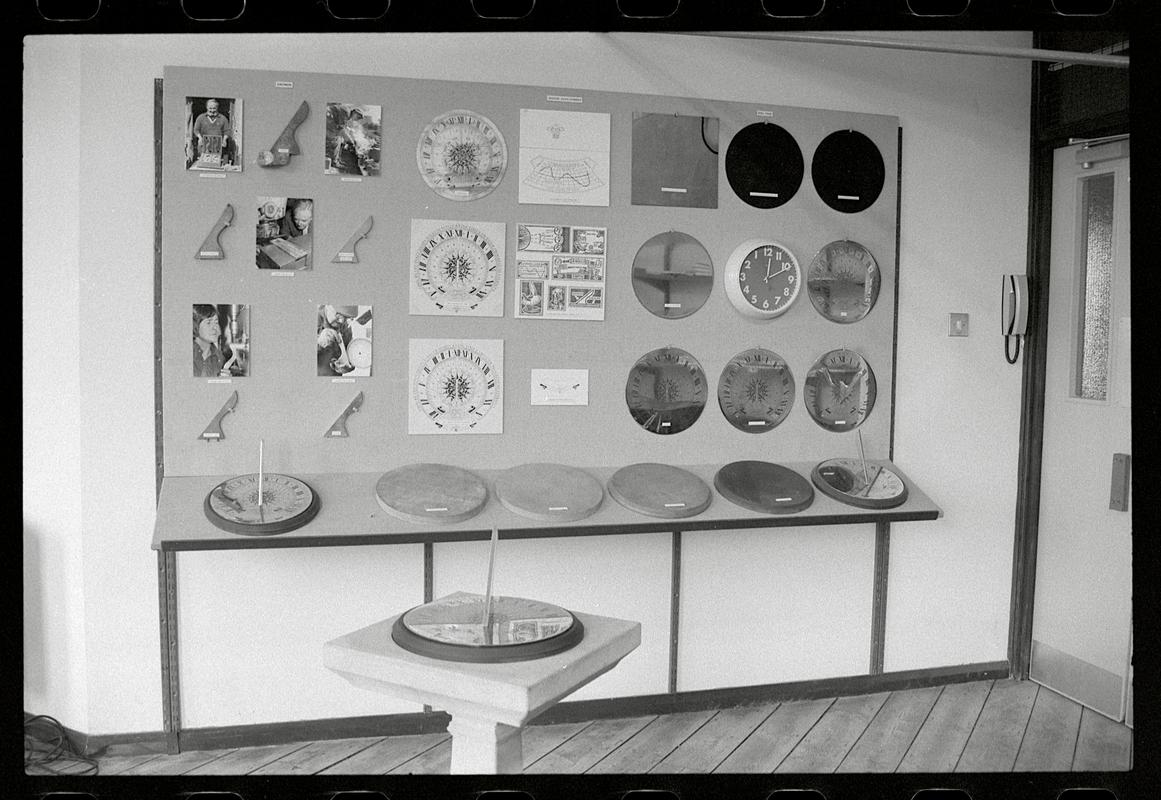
[1072, 707, 1133, 772]
[956, 679, 1040, 772]
[92, 680, 1132, 777]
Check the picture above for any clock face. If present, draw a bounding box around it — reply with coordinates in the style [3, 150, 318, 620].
[724, 239, 802, 319]
[417, 109, 508, 201]
[625, 347, 707, 435]
[717, 348, 795, 433]
[811, 458, 908, 509]
[725, 122, 804, 209]
[806, 240, 881, 323]
[410, 220, 504, 316]
[204, 473, 320, 536]
[410, 340, 503, 434]
[803, 348, 877, 431]
[631, 231, 714, 319]
[810, 129, 885, 213]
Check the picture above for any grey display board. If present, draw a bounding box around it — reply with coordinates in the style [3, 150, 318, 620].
[161, 66, 899, 478]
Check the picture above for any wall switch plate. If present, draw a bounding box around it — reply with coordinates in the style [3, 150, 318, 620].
[1110, 452, 1130, 511]
[949, 313, 970, 336]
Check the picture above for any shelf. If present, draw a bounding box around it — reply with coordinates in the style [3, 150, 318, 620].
[153, 461, 941, 552]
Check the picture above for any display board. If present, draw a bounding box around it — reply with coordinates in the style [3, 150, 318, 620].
[161, 66, 899, 479]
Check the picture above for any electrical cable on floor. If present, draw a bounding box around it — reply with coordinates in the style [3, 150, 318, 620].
[24, 713, 100, 775]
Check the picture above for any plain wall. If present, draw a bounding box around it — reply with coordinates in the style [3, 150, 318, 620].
[22, 31, 1031, 735]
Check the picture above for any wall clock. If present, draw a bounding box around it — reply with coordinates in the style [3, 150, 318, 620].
[717, 347, 795, 433]
[417, 109, 508, 201]
[724, 121, 804, 209]
[803, 348, 877, 431]
[631, 231, 714, 319]
[806, 239, 881, 323]
[810, 129, 885, 213]
[811, 458, 908, 509]
[724, 239, 802, 319]
[409, 219, 505, 316]
[203, 473, 320, 536]
[408, 339, 504, 434]
[625, 347, 707, 435]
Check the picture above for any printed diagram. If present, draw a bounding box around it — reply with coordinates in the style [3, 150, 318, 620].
[518, 108, 611, 207]
[409, 219, 506, 317]
[515, 224, 607, 321]
[408, 339, 504, 435]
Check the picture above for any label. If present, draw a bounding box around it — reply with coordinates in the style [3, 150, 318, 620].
[201, 432, 221, 439]
[661, 421, 671, 427]
[775, 497, 793, 502]
[756, 109, 774, 117]
[198, 251, 221, 258]
[198, 173, 227, 179]
[547, 95, 584, 104]
[663, 502, 686, 508]
[329, 430, 343, 437]
[661, 186, 687, 194]
[548, 506, 569, 511]
[336, 253, 355, 262]
[838, 194, 861, 201]
[663, 303, 682, 308]
[270, 271, 296, 278]
[275, 81, 294, 88]
[277, 147, 290, 153]
[341, 176, 362, 183]
[207, 378, 232, 384]
[331, 378, 356, 383]
[749, 191, 779, 198]
[425, 507, 449, 512]
[747, 420, 767, 426]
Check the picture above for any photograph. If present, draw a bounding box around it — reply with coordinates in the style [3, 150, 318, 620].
[317, 304, 373, 378]
[184, 96, 242, 172]
[256, 196, 313, 270]
[191, 303, 249, 378]
[324, 102, 382, 176]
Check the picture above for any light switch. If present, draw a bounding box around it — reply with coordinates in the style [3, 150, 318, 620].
[949, 313, 970, 337]
[1110, 453, 1130, 511]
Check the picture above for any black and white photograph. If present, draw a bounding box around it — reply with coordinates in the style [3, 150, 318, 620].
[324, 102, 382, 176]
[184, 96, 242, 172]
[255, 196, 313, 270]
[316, 304, 373, 378]
[191, 303, 250, 378]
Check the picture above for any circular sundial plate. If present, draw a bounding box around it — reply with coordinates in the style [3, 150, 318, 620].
[713, 461, 815, 515]
[494, 463, 604, 523]
[413, 343, 500, 433]
[725, 122, 804, 209]
[607, 463, 712, 519]
[803, 349, 877, 432]
[625, 347, 707, 435]
[631, 231, 714, 319]
[392, 592, 585, 663]
[416, 110, 508, 201]
[812, 458, 909, 509]
[375, 464, 488, 524]
[412, 224, 501, 314]
[204, 473, 320, 536]
[717, 348, 795, 433]
[811, 129, 885, 213]
[807, 240, 881, 324]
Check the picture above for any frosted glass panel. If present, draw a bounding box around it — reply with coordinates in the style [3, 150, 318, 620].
[1074, 173, 1114, 401]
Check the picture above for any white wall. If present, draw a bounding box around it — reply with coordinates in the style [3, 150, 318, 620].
[22, 31, 1031, 735]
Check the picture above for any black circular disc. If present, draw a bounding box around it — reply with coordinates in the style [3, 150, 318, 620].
[811, 129, 885, 213]
[725, 122, 804, 209]
[391, 593, 585, 663]
[713, 460, 815, 514]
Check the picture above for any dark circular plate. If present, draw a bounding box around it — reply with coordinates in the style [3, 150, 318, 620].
[204, 473, 320, 536]
[811, 129, 885, 213]
[811, 458, 909, 509]
[713, 460, 815, 514]
[608, 463, 712, 518]
[725, 122, 804, 209]
[625, 346, 708, 435]
[391, 592, 585, 663]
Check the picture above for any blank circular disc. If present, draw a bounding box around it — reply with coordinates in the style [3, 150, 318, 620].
[375, 463, 488, 524]
[811, 129, 885, 213]
[608, 463, 712, 518]
[713, 460, 815, 514]
[725, 122, 804, 209]
[494, 463, 604, 523]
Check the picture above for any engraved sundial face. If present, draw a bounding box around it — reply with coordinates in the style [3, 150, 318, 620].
[717, 348, 796, 434]
[414, 343, 499, 432]
[417, 109, 508, 201]
[625, 347, 707, 435]
[413, 223, 501, 313]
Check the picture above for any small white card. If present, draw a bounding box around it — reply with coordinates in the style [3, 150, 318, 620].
[531, 369, 588, 406]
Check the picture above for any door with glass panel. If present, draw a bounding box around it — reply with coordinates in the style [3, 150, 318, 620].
[1031, 140, 1131, 722]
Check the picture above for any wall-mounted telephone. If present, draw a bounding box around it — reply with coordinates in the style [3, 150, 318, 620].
[1002, 273, 1028, 364]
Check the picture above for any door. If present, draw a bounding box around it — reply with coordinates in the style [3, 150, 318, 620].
[1030, 140, 1131, 722]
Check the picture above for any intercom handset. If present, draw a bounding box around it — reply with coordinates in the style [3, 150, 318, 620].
[1002, 273, 1028, 364]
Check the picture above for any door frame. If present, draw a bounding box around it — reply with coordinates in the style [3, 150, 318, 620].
[1007, 52, 1131, 680]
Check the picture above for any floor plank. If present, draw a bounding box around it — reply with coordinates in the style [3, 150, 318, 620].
[650, 703, 777, 774]
[525, 716, 655, 774]
[587, 710, 715, 774]
[837, 686, 941, 773]
[184, 741, 311, 775]
[388, 737, 451, 774]
[714, 698, 832, 773]
[521, 721, 591, 768]
[1072, 707, 1132, 771]
[777, 692, 889, 773]
[1013, 687, 1083, 771]
[319, 732, 449, 775]
[897, 681, 990, 772]
[95, 752, 167, 776]
[123, 747, 232, 776]
[249, 737, 384, 775]
[956, 679, 1040, 772]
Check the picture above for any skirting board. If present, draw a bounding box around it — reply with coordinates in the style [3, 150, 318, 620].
[71, 661, 1008, 756]
[1029, 639, 1126, 722]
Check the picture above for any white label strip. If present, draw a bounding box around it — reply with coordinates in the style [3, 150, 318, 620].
[661, 421, 671, 427]
[341, 177, 363, 183]
[663, 303, 682, 308]
[756, 109, 774, 117]
[207, 378, 232, 384]
[202, 432, 221, 438]
[329, 430, 343, 437]
[775, 497, 793, 502]
[270, 271, 296, 278]
[277, 147, 290, 153]
[838, 194, 861, 201]
[425, 507, 449, 512]
[661, 187, 687, 194]
[747, 420, 767, 426]
[198, 173, 227, 179]
[275, 81, 294, 88]
[835, 420, 847, 425]
[198, 251, 221, 258]
[331, 378, 356, 383]
[336, 254, 355, 262]
[663, 503, 686, 508]
[547, 95, 584, 103]
[750, 191, 779, 198]
[549, 506, 569, 511]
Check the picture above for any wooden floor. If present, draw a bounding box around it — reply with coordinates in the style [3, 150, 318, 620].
[88, 679, 1131, 776]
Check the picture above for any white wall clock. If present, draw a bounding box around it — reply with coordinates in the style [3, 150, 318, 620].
[416, 109, 508, 201]
[408, 339, 504, 435]
[723, 238, 802, 319]
[409, 219, 506, 317]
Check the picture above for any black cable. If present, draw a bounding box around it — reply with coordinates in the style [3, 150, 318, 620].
[1005, 334, 1022, 365]
[700, 116, 719, 155]
[24, 714, 99, 775]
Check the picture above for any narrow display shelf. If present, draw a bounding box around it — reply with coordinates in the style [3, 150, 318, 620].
[152, 461, 941, 552]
